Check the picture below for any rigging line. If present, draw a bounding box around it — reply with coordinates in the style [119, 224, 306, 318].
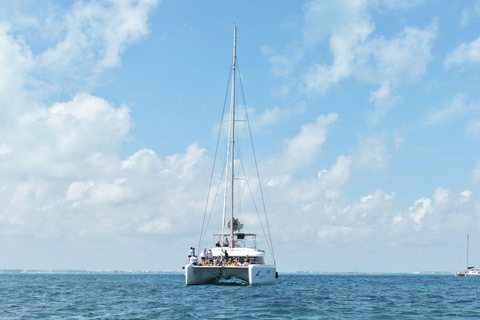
[235, 161, 247, 219]
[198, 65, 232, 251]
[234, 59, 248, 153]
[235, 143, 274, 258]
[237, 63, 276, 265]
[200, 162, 227, 249]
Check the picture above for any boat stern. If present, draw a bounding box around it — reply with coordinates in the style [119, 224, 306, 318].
[248, 265, 276, 284]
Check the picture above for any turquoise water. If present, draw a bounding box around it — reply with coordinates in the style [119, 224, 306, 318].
[1, 273, 479, 319]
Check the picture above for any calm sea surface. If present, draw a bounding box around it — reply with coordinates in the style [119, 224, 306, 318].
[1, 273, 479, 319]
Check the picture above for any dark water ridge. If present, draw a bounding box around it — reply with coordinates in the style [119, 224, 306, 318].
[1, 273, 479, 319]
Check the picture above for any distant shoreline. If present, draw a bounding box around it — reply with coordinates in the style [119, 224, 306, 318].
[0, 269, 456, 275]
[0, 269, 183, 274]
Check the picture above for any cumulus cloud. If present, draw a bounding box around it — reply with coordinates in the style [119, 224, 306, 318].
[20, 93, 131, 157]
[318, 155, 352, 199]
[445, 37, 480, 68]
[354, 133, 391, 173]
[408, 197, 432, 226]
[0, 1, 175, 268]
[363, 24, 436, 84]
[276, 112, 338, 173]
[1, 0, 477, 272]
[310, 187, 477, 252]
[302, 0, 436, 93]
[0, 22, 34, 118]
[424, 94, 480, 126]
[303, 14, 373, 93]
[34, 0, 157, 94]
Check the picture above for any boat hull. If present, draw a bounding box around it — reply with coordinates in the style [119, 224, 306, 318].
[456, 271, 480, 277]
[185, 264, 276, 285]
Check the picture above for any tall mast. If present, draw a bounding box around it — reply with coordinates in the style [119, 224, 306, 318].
[230, 25, 237, 241]
[467, 233, 470, 268]
[221, 26, 237, 245]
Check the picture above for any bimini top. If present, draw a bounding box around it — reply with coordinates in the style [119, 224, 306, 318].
[212, 233, 257, 237]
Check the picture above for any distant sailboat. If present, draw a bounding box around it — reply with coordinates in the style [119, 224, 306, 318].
[455, 234, 480, 277]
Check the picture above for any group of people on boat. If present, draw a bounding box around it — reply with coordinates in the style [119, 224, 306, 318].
[215, 238, 241, 248]
[187, 247, 250, 267]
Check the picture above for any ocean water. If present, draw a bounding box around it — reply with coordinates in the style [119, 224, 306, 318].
[1, 273, 479, 319]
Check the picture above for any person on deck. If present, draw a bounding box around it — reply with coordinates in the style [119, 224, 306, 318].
[188, 247, 194, 258]
[200, 248, 207, 263]
[208, 249, 213, 263]
[223, 238, 229, 247]
[216, 241, 221, 247]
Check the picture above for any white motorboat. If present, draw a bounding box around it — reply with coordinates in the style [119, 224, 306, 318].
[455, 234, 480, 277]
[184, 26, 277, 285]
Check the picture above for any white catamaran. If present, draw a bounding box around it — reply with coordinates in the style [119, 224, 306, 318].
[184, 26, 277, 285]
[455, 234, 480, 277]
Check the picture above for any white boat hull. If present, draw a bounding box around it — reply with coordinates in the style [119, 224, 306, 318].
[456, 270, 480, 277]
[185, 264, 276, 285]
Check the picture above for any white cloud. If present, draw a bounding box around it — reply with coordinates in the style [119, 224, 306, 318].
[245, 105, 305, 131]
[318, 155, 352, 197]
[122, 149, 162, 173]
[354, 133, 391, 173]
[313, 133, 390, 200]
[36, 0, 158, 92]
[460, 0, 480, 27]
[0, 1, 170, 247]
[363, 24, 436, 84]
[302, 0, 436, 93]
[409, 197, 432, 226]
[66, 181, 94, 201]
[461, 9, 471, 27]
[308, 187, 477, 253]
[424, 94, 480, 126]
[444, 37, 480, 69]
[302, 0, 370, 47]
[11, 93, 132, 179]
[267, 52, 303, 77]
[367, 81, 401, 124]
[138, 218, 172, 234]
[277, 113, 338, 172]
[214, 104, 305, 136]
[304, 16, 374, 93]
[2, 0, 479, 273]
[315, 189, 398, 246]
[0, 22, 34, 117]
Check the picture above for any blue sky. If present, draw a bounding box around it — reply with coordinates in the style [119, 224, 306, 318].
[1, 0, 480, 272]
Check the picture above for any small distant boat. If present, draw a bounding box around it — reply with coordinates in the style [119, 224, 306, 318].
[184, 26, 277, 285]
[455, 234, 480, 277]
